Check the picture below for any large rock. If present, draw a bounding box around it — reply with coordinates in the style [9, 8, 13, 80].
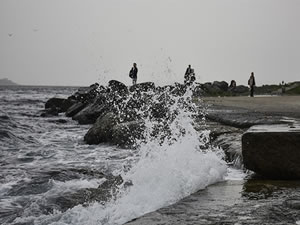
[202, 82, 222, 95]
[84, 112, 119, 145]
[192, 83, 205, 97]
[65, 102, 88, 117]
[73, 102, 110, 124]
[72, 94, 110, 124]
[72, 83, 136, 124]
[212, 81, 229, 92]
[156, 85, 175, 94]
[170, 83, 187, 96]
[40, 108, 59, 117]
[129, 82, 155, 92]
[45, 98, 75, 112]
[242, 124, 300, 179]
[69, 83, 101, 103]
[112, 120, 145, 147]
[108, 80, 128, 96]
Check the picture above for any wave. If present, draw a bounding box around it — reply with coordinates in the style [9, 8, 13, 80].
[15, 84, 228, 225]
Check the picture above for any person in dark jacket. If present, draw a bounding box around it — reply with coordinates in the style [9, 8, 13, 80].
[184, 65, 195, 85]
[129, 63, 138, 85]
[248, 72, 256, 97]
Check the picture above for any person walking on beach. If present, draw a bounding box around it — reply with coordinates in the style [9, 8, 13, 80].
[129, 63, 138, 85]
[248, 72, 256, 97]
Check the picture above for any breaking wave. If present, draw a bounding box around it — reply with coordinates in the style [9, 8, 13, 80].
[14, 85, 228, 225]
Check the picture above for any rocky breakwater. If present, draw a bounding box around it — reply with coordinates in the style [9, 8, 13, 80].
[242, 123, 300, 179]
[43, 80, 203, 148]
[42, 83, 100, 117]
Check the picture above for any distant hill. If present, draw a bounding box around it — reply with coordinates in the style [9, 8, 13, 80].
[0, 78, 18, 86]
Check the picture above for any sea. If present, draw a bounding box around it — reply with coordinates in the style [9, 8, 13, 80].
[1, 85, 300, 225]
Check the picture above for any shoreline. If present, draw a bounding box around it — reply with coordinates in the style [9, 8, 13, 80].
[126, 95, 300, 225]
[203, 95, 300, 117]
[201, 95, 300, 129]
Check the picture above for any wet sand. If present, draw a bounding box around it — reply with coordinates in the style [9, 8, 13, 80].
[203, 96, 300, 116]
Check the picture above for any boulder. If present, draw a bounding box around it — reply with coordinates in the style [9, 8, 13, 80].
[212, 81, 229, 92]
[73, 85, 135, 125]
[40, 107, 59, 117]
[84, 112, 120, 145]
[201, 82, 222, 95]
[65, 102, 88, 117]
[242, 124, 300, 179]
[192, 83, 205, 97]
[156, 85, 175, 94]
[72, 94, 110, 124]
[129, 82, 155, 92]
[45, 98, 75, 112]
[49, 119, 68, 124]
[170, 83, 187, 96]
[73, 102, 110, 124]
[112, 120, 145, 147]
[108, 80, 128, 96]
[150, 102, 169, 119]
[69, 83, 101, 103]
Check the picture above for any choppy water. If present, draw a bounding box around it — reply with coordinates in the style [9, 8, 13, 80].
[0, 86, 134, 224]
[1, 85, 300, 225]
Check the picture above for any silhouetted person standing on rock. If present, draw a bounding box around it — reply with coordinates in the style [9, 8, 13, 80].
[184, 65, 195, 85]
[129, 63, 138, 85]
[248, 72, 256, 97]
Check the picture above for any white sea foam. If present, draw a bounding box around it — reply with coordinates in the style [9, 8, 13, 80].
[225, 167, 246, 181]
[23, 86, 228, 225]
[28, 137, 226, 225]
[48, 178, 106, 195]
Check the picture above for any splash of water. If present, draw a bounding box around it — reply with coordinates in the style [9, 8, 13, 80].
[17, 84, 227, 225]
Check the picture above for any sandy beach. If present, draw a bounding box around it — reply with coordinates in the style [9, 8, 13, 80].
[203, 95, 300, 116]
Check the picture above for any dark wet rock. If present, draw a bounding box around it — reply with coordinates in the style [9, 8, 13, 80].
[201, 82, 222, 95]
[192, 83, 205, 97]
[72, 95, 110, 124]
[147, 91, 177, 120]
[40, 107, 59, 117]
[55, 119, 68, 123]
[84, 112, 120, 144]
[206, 120, 244, 167]
[112, 120, 145, 148]
[68, 83, 101, 103]
[170, 83, 187, 96]
[108, 80, 128, 95]
[156, 85, 175, 93]
[46, 174, 122, 213]
[129, 82, 155, 92]
[212, 81, 228, 92]
[72, 82, 131, 125]
[242, 124, 300, 179]
[45, 98, 75, 113]
[49, 119, 68, 124]
[65, 102, 88, 117]
[150, 102, 169, 119]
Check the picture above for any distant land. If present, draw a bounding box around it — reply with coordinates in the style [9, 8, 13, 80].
[0, 78, 18, 86]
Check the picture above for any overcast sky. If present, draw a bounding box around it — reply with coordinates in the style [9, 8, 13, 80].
[0, 0, 299, 86]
